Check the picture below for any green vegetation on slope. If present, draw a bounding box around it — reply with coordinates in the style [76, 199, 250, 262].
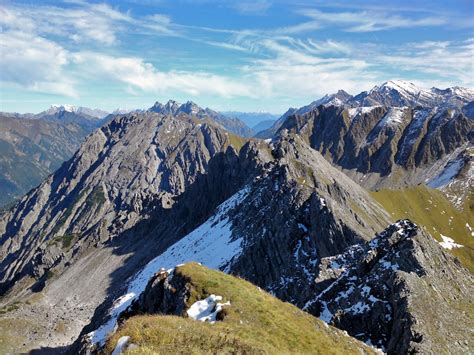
[105, 263, 375, 354]
[371, 185, 474, 273]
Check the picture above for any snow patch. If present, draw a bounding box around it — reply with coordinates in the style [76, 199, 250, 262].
[112, 336, 130, 355]
[428, 158, 464, 188]
[379, 107, 406, 126]
[347, 106, 378, 119]
[187, 295, 230, 323]
[439, 235, 462, 250]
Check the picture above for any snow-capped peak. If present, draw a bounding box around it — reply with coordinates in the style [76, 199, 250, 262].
[370, 80, 423, 96]
[50, 104, 77, 113]
[385, 80, 421, 93]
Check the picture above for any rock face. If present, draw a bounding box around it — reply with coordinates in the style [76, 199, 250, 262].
[149, 99, 254, 137]
[305, 220, 474, 354]
[277, 104, 473, 191]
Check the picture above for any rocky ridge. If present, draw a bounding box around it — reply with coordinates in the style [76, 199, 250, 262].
[305, 219, 473, 354]
[0, 101, 471, 354]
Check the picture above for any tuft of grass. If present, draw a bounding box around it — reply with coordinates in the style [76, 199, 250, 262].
[48, 233, 79, 251]
[105, 263, 376, 354]
[371, 185, 474, 273]
[0, 302, 21, 315]
[225, 133, 248, 152]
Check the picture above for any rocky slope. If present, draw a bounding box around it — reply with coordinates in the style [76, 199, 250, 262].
[149, 100, 254, 137]
[305, 220, 473, 354]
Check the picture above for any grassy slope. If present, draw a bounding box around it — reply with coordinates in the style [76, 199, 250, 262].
[371, 185, 474, 273]
[105, 263, 376, 354]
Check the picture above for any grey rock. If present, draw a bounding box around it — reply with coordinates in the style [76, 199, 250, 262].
[306, 220, 474, 354]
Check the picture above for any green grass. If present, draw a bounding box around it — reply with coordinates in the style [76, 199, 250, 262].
[225, 132, 248, 153]
[371, 185, 474, 273]
[0, 302, 21, 315]
[48, 233, 79, 251]
[105, 263, 375, 354]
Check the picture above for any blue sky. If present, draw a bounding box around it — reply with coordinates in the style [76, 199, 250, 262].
[0, 0, 473, 114]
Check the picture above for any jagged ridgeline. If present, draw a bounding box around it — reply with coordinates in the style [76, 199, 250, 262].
[0, 83, 472, 354]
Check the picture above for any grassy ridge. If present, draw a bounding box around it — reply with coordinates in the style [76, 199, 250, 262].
[371, 185, 474, 273]
[105, 263, 375, 354]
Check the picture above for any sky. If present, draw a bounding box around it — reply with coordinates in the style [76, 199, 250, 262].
[0, 0, 473, 114]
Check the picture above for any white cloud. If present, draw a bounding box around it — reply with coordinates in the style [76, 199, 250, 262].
[72, 52, 252, 98]
[0, 1, 176, 46]
[0, 31, 77, 97]
[241, 38, 377, 98]
[373, 40, 474, 86]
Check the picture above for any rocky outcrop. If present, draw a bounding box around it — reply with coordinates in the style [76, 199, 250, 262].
[121, 269, 190, 318]
[305, 220, 474, 354]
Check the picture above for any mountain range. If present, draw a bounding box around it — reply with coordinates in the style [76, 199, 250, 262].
[0, 102, 256, 207]
[0, 80, 472, 354]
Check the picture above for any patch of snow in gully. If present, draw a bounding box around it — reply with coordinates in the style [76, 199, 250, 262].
[87, 187, 249, 346]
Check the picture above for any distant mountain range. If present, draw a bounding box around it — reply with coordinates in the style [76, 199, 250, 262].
[219, 111, 280, 130]
[256, 80, 474, 137]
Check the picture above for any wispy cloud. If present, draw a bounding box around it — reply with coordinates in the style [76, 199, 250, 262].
[373, 39, 474, 86]
[0, 1, 177, 46]
[233, 0, 272, 15]
[277, 8, 447, 33]
[240, 38, 377, 98]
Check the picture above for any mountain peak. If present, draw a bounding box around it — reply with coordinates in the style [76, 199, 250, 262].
[49, 104, 77, 113]
[372, 80, 421, 95]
